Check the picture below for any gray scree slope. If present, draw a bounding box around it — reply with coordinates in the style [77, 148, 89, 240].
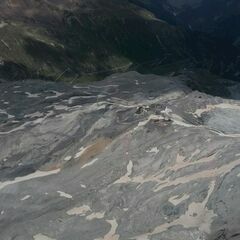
[0, 72, 240, 240]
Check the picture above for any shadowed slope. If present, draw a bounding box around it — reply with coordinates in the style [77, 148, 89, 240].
[0, 0, 239, 81]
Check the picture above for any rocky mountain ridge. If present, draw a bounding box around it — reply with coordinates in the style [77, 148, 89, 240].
[0, 72, 240, 239]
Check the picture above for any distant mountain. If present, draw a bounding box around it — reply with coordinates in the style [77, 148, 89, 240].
[0, 0, 239, 81]
[132, 0, 240, 38]
[167, 0, 240, 44]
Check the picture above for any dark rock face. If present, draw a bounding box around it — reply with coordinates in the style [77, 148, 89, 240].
[0, 72, 240, 239]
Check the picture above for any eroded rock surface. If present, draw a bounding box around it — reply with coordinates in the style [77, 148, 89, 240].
[0, 72, 240, 240]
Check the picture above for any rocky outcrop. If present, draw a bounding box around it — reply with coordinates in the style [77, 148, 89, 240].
[0, 72, 240, 239]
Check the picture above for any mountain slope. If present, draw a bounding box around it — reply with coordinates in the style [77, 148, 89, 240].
[0, 0, 239, 81]
[165, 0, 240, 46]
[1, 72, 240, 239]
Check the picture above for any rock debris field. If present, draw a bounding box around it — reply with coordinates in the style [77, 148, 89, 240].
[0, 72, 240, 240]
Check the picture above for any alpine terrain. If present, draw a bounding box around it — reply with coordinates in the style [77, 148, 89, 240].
[0, 1, 240, 240]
